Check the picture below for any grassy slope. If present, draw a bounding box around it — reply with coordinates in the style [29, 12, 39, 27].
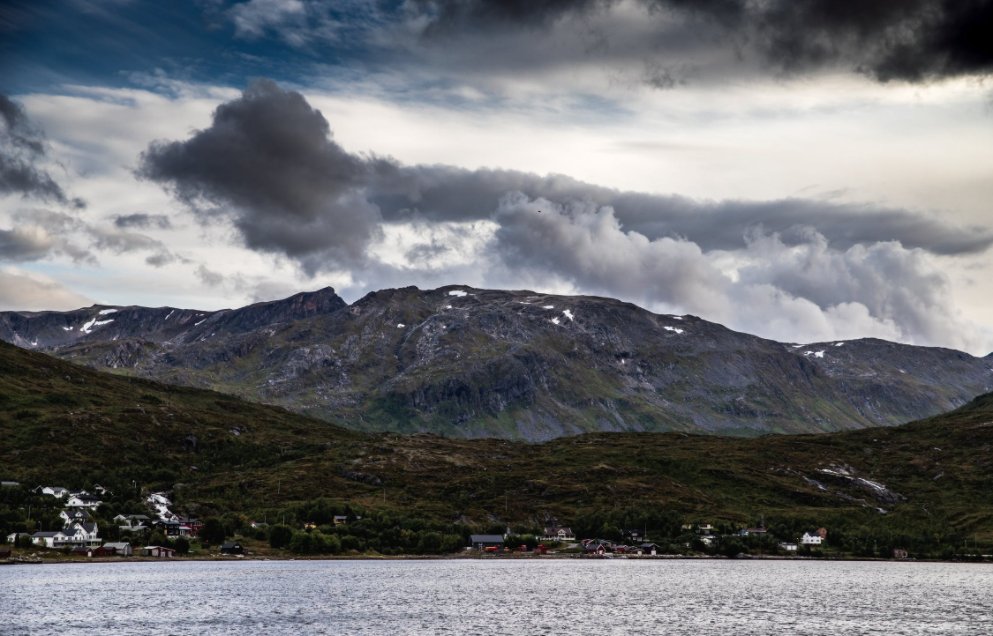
[3, 341, 992, 543]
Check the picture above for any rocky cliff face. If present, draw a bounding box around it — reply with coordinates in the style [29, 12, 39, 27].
[2, 285, 991, 440]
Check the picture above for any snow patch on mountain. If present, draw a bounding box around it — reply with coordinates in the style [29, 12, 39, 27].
[80, 317, 114, 334]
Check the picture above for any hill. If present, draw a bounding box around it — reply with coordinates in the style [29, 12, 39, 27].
[3, 286, 992, 440]
[2, 340, 993, 555]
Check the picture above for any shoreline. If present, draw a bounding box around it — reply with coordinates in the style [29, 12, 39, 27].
[5, 551, 991, 566]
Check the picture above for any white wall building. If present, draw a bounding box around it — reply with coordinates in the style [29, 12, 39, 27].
[801, 532, 823, 546]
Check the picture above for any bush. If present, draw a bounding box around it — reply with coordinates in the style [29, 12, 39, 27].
[174, 537, 190, 555]
[289, 530, 341, 555]
[148, 530, 169, 547]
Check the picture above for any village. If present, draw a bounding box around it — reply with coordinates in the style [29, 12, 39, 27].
[469, 524, 829, 558]
[2, 482, 842, 562]
[2, 484, 245, 560]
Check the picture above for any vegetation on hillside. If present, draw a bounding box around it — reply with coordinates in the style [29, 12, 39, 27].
[3, 341, 993, 558]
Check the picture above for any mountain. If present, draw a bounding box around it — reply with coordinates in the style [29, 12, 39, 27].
[2, 338, 993, 550]
[2, 285, 992, 440]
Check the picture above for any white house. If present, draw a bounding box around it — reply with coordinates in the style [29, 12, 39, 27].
[779, 542, 799, 552]
[801, 532, 824, 546]
[60, 508, 92, 526]
[6, 532, 31, 544]
[37, 486, 69, 498]
[32, 531, 69, 548]
[66, 493, 103, 509]
[539, 527, 576, 542]
[59, 522, 101, 547]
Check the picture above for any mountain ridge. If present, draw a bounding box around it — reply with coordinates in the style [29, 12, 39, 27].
[2, 284, 991, 440]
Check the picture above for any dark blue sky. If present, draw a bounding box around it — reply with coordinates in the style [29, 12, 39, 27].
[0, 0, 385, 93]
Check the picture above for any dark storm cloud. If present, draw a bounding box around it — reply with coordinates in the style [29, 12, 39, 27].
[0, 94, 83, 206]
[369, 166, 993, 256]
[113, 212, 173, 230]
[141, 80, 992, 282]
[409, 0, 993, 82]
[751, 0, 993, 82]
[137, 79, 382, 271]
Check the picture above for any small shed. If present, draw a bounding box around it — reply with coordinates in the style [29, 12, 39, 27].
[469, 534, 505, 551]
[220, 542, 244, 555]
[141, 545, 176, 558]
[104, 542, 133, 556]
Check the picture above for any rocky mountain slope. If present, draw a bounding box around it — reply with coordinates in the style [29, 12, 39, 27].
[2, 285, 991, 440]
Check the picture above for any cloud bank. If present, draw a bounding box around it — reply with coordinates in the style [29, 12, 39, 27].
[138, 81, 993, 352]
[408, 0, 993, 84]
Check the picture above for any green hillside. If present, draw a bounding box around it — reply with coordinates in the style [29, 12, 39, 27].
[3, 340, 993, 557]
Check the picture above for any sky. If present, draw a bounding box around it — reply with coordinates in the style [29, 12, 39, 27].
[2, 0, 993, 354]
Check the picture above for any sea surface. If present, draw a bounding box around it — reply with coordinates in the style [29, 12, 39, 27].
[2, 558, 991, 635]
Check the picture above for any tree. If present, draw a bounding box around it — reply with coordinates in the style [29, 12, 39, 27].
[148, 530, 169, 547]
[200, 518, 226, 545]
[174, 537, 190, 555]
[269, 524, 293, 549]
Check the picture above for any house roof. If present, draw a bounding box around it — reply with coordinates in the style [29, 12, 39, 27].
[469, 534, 505, 544]
[32, 531, 65, 537]
[103, 542, 131, 550]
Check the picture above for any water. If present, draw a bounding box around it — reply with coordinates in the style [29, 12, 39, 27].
[2, 558, 991, 635]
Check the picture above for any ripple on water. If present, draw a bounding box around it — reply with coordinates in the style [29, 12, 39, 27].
[3, 559, 992, 635]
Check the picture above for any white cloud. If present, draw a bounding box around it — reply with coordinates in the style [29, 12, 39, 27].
[3, 81, 993, 355]
[0, 267, 92, 311]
